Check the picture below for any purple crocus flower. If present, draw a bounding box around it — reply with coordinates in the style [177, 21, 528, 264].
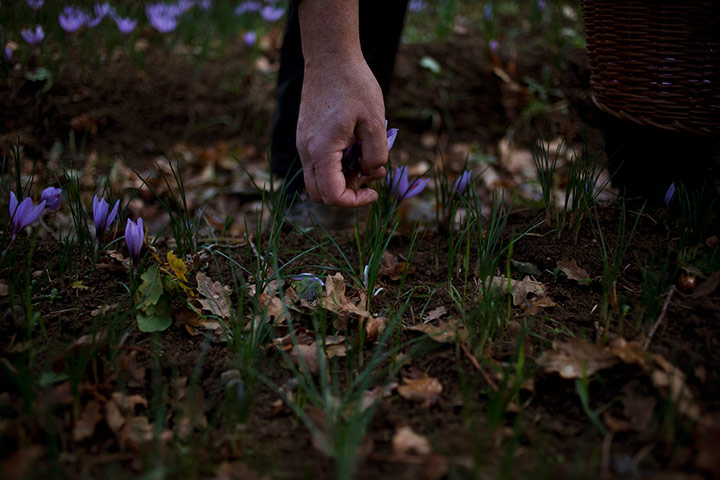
[664, 182, 675, 207]
[387, 166, 430, 200]
[114, 16, 137, 34]
[243, 31, 257, 47]
[59, 6, 90, 33]
[125, 217, 144, 262]
[92, 195, 120, 238]
[235, 1, 261, 15]
[408, 0, 426, 12]
[146, 3, 179, 33]
[483, 4, 493, 20]
[489, 39, 499, 53]
[453, 169, 472, 195]
[26, 0, 44, 10]
[537, 0, 547, 11]
[85, 3, 113, 28]
[21, 26, 44, 46]
[9, 192, 46, 241]
[4, 44, 13, 61]
[292, 273, 324, 301]
[41, 186, 62, 211]
[260, 5, 284, 22]
[199, 0, 211, 10]
[341, 121, 398, 171]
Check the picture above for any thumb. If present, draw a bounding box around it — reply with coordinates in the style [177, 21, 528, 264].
[356, 117, 388, 174]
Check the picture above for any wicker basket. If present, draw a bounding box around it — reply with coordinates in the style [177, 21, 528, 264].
[581, 0, 720, 137]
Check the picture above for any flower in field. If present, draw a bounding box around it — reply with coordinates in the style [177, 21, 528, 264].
[408, 0, 426, 12]
[489, 39, 498, 53]
[146, 3, 179, 33]
[537, 0, 547, 11]
[483, 4, 493, 21]
[41, 187, 62, 211]
[9, 192, 46, 241]
[85, 2, 114, 28]
[199, 0, 211, 10]
[92, 195, 120, 238]
[4, 43, 14, 60]
[260, 5, 284, 22]
[21, 26, 44, 46]
[235, 1, 261, 15]
[114, 16, 137, 34]
[453, 169, 472, 195]
[59, 6, 90, 33]
[664, 182, 675, 206]
[125, 217, 144, 262]
[387, 166, 430, 200]
[26, 0, 44, 10]
[292, 273, 324, 301]
[243, 31, 257, 47]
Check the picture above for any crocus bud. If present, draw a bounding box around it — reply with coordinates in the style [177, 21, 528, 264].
[92, 195, 120, 238]
[125, 217, 144, 262]
[41, 186, 62, 211]
[453, 170, 472, 196]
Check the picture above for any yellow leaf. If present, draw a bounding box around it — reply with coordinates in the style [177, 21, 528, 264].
[166, 251, 188, 283]
[72, 281, 89, 290]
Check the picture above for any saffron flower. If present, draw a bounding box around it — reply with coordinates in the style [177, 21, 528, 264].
[92, 195, 120, 239]
[453, 169, 472, 195]
[85, 2, 113, 28]
[59, 6, 90, 33]
[408, 0, 426, 12]
[114, 16, 137, 34]
[341, 121, 398, 170]
[198, 0, 211, 10]
[9, 192, 46, 241]
[41, 186, 62, 211]
[243, 31, 257, 47]
[387, 166, 430, 200]
[21, 26, 44, 46]
[664, 182, 675, 207]
[235, 1, 261, 15]
[146, 3, 179, 33]
[125, 217, 144, 262]
[292, 273, 324, 301]
[26, 0, 44, 10]
[260, 5, 284, 22]
[483, 4, 493, 20]
[5, 43, 13, 60]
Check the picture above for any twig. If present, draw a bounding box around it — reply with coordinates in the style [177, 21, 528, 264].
[461, 342, 499, 392]
[642, 285, 675, 350]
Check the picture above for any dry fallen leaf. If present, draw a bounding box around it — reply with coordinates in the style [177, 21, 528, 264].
[379, 251, 412, 281]
[536, 339, 617, 379]
[557, 258, 591, 284]
[196, 272, 232, 319]
[118, 416, 154, 450]
[423, 306, 448, 323]
[321, 273, 371, 328]
[392, 425, 432, 456]
[73, 400, 102, 441]
[365, 315, 388, 342]
[408, 318, 468, 344]
[490, 275, 548, 306]
[398, 367, 443, 408]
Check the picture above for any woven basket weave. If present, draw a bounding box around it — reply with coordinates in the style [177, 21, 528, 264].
[581, 0, 720, 137]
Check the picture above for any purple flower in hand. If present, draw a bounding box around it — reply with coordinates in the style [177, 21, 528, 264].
[59, 6, 90, 33]
[387, 166, 429, 200]
[41, 187, 62, 211]
[21, 26, 44, 46]
[664, 182, 675, 207]
[146, 3, 179, 33]
[114, 16, 137, 34]
[341, 121, 398, 171]
[92, 195, 120, 239]
[260, 5, 284, 22]
[9, 192, 46, 241]
[125, 217, 144, 262]
[453, 170, 472, 196]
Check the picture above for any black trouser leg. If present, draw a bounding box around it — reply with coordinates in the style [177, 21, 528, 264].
[269, 0, 409, 197]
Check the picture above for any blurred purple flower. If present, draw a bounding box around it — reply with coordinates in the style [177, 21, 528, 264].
[387, 166, 429, 200]
[408, 0, 426, 12]
[489, 39, 499, 52]
[125, 217, 144, 262]
[59, 6, 90, 33]
[243, 30, 257, 47]
[21, 25, 44, 46]
[483, 4, 493, 20]
[146, 3, 179, 33]
[41, 187, 62, 211]
[4, 44, 13, 60]
[26, 0, 44, 10]
[85, 2, 114, 28]
[664, 182, 675, 206]
[235, 1, 261, 15]
[198, 0, 211, 10]
[9, 192, 46, 241]
[92, 195, 120, 238]
[537, 0, 547, 11]
[114, 16, 137, 34]
[260, 5, 284, 22]
[453, 169, 472, 195]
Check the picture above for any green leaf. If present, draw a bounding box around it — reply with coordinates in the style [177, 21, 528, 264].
[137, 265, 164, 310]
[137, 295, 172, 332]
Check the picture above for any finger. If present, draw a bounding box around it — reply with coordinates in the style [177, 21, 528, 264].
[355, 116, 388, 174]
[303, 166, 322, 203]
[331, 187, 379, 208]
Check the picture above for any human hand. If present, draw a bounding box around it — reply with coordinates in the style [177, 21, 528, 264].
[296, 54, 388, 208]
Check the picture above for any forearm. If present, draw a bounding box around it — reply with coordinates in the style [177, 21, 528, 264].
[298, 0, 362, 65]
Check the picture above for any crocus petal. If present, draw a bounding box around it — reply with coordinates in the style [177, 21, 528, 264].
[403, 178, 430, 199]
[41, 186, 62, 211]
[106, 199, 120, 229]
[664, 182, 675, 207]
[9, 191, 18, 217]
[125, 217, 144, 260]
[387, 128, 398, 152]
[454, 170, 472, 195]
[93, 196, 107, 230]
